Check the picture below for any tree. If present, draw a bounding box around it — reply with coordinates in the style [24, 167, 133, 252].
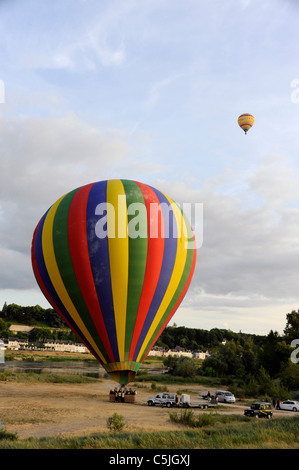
[174, 357, 196, 378]
[0, 318, 10, 338]
[258, 330, 281, 377]
[29, 328, 52, 342]
[1, 302, 8, 316]
[284, 310, 299, 342]
[242, 338, 258, 374]
[163, 356, 197, 378]
[280, 360, 299, 390]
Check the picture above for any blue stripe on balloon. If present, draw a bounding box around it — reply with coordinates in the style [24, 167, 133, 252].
[132, 188, 178, 361]
[86, 181, 120, 362]
[34, 210, 102, 363]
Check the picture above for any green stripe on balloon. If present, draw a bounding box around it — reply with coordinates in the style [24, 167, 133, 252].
[122, 180, 148, 361]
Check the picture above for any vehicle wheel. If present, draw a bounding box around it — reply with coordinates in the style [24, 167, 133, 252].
[166, 402, 171, 408]
[293, 407, 297, 412]
[255, 414, 259, 418]
[148, 401, 153, 406]
[267, 414, 272, 419]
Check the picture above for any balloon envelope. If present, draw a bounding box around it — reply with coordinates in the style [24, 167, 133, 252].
[31, 179, 196, 384]
[238, 113, 255, 134]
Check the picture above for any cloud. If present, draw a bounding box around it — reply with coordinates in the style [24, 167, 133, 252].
[240, 0, 251, 9]
[155, 155, 299, 313]
[145, 73, 187, 110]
[0, 113, 132, 288]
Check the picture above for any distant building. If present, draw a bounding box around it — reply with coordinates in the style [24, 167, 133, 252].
[3, 338, 29, 350]
[0, 339, 5, 363]
[147, 346, 201, 359]
[192, 350, 211, 360]
[2, 337, 88, 353]
[43, 340, 88, 353]
[9, 325, 34, 334]
[163, 346, 193, 358]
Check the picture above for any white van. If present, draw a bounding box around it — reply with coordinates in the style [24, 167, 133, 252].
[215, 390, 235, 403]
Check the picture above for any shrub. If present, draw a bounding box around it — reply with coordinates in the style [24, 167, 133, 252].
[106, 413, 126, 433]
[0, 427, 18, 441]
[202, 366, 217, 377]
[151, 382, 168, 392]
[169, 409, 216, 428]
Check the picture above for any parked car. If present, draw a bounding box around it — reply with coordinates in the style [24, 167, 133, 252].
[244, 402, 273, 419]
[147, 393, 177, 407]
[278, 400, 299, 412]
[214, 390, 236, 403]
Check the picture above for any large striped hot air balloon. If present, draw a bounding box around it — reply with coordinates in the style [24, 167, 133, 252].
[238, 113, 255, 134]
[31, 180, 196, 384]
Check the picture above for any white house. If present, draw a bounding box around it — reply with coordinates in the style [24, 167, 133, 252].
[43, 340, 88, 353]
[2, 337, 88, 353]
[192, 350, 210, 360]
[148, 346, 194, 359]
[3, 338, 29, 350]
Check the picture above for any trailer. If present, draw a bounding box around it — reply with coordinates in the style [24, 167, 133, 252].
[178, 394, 218, 409]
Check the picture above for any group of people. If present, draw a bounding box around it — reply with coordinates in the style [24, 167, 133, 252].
[202, 391, 218, 402]
[110, 386, 137, 402]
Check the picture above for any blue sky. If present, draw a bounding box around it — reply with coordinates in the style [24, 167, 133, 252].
[0, 0, 299, 335]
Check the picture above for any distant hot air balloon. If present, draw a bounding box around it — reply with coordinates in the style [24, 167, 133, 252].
[31, 179, 196, 385]
[238, 113, 255, 134]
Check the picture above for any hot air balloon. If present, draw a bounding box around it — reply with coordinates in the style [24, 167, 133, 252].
[238, 113, 255, 134]
[31, 179, 196, 385]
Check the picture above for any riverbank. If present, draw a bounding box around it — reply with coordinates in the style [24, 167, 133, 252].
[1, 350, 299, 449]
[1, 375, 299, 447]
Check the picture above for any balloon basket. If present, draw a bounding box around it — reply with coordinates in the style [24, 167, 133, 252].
[109, 386, 137, 403]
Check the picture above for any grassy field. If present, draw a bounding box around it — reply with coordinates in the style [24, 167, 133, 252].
[1, 416, 299, 449]
[1, 350, 299, 449]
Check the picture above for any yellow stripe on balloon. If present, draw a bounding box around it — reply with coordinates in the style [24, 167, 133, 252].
[107, 180, 129, 362]
[42, 196, 107, 363]
[136, 198, 188, 362]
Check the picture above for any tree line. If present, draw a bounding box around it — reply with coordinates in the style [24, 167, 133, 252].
[0, 302, 77, 343]
[1, 302, 298, 397]
[160, 310, 299, 399]
[156, 324, 266, 350]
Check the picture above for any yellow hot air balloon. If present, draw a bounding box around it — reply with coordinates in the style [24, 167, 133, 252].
[238, 114, 255, 134]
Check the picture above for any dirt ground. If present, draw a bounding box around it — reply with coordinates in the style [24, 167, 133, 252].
[0, 379, 295, 440]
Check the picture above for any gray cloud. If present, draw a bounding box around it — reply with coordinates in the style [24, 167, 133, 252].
[157, 158, 299, 311]
[0, 113, 132, 288]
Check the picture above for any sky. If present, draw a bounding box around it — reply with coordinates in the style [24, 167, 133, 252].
[0, 0, 299, 336]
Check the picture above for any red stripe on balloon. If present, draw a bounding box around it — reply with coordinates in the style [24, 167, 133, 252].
[67, 183, 116, 363]
[128, 181, 165, 361]
[31, 223, 92, 353]
[141, 231, 197, 363]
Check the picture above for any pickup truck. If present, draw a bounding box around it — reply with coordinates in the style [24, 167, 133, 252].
[147, 393, 177, 407]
